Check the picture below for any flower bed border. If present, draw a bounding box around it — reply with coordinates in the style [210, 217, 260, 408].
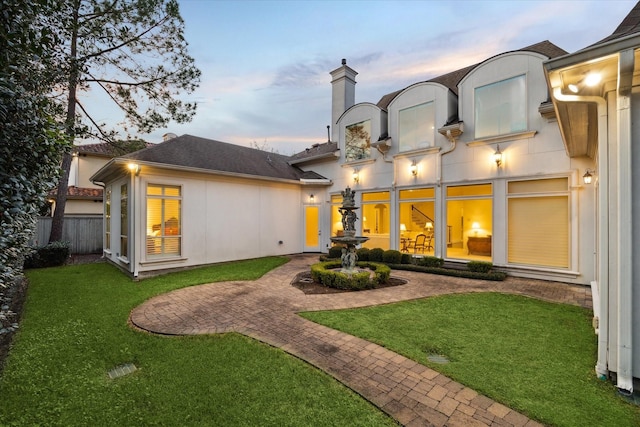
[310, 261, 391, 290]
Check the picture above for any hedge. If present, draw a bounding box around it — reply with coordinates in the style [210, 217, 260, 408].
[310, 261, 391, 290]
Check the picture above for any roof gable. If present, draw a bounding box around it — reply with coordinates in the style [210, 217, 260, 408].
[592, 1, 640, 45]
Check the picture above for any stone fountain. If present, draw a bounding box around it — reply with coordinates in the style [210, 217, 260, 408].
[330, 187, 369, 274]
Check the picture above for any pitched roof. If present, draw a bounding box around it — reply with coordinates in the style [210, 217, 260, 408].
[376, 40, 567, 109]
[49, 186, 103, 199]
[75, 141, 155, 157]
[120, 134, 327, 181]
[592, 1, 640, 45]
[288, 142, 339, 164]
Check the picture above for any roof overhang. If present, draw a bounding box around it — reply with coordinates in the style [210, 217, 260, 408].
[91, 158, 316, 187]
[288, 150, 340, 166]
[544, 33, 640, 158]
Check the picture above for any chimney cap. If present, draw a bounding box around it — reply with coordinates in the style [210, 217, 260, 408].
[341, 58, 346, 65]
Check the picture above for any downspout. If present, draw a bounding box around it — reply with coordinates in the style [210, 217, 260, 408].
[93, 180, 106, 259]
[552, 86, 610, 381]
[614, 48, 634, 394]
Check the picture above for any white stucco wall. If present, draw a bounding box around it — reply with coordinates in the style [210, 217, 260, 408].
[122, 167, 304, 276]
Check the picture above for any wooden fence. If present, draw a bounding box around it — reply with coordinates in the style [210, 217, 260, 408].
[32, 216, 103, 254]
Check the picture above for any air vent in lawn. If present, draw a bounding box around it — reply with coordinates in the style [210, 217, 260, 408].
[108, 363, 137, 379]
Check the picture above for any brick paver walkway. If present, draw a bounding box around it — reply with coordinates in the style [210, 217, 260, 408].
[130, 255, 592, 427]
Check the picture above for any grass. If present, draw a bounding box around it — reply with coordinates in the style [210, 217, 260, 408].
[302, 293, 640, 427]
[0, 258, 395, 426]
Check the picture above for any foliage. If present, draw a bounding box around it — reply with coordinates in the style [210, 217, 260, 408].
[388, 263, 507, 281]
[356, 247, 370, 261]
[400, 253, 412, 264]
[23, 241, 70, 269]
[310, 261, 390, 290]
[49, 0, 202, 242]
[0, 0, 69, 288]
[382, 249, 402, 264]
[467, 260, 494, 273]
[302, 294, 640, 427]
[416, 255, 445, 268]
[0, 258, 393, 425]
[327, 245, 343, 259]
[368, 247, 384, 262]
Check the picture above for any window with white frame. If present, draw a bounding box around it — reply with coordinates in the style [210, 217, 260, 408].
[105, 187, 111, 251]
[399, 102, 435, 151]
[507, 178, 569, 268]
[146, 184, 181, 257]
[120, 184, 128, 259]
[345, 120, 371, 161]
[475, 75, 526, 139]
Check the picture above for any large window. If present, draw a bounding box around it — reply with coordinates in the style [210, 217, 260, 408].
[146, 184, 181, 257]
[345, 120, 371, 161]
[330, 194, 343, 237]
[507, 178, 569, 268]
[399, 102, 435, 152]
[475, 75, 526, 139]
[399, 188, 435, 253]
[120, 184, 128, 259]
[446, 184, 492, 260]
[105, 188, 111, 251]
[361, 191, 390, 249]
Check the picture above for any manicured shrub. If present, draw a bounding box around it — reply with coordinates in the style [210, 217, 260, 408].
[24, 241, 70, 269]
[356, 247, 370, 261]
[467, 261, 494, 273]
[382, 249, 402, 264]
[327, 245, 343, 259]
[369, 248, 384, 262]
[310, 261, 391, 290]
[401, 253, 413, 264]
[417, 256, 444, 268]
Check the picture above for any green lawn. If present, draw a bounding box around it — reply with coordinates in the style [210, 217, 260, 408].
[302, 293, 640, 427]
[0, 258, 395, 426]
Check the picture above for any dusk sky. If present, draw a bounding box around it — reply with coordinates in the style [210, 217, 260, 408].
[128, 0, 637, 154]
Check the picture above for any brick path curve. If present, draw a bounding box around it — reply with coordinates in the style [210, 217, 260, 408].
[130, 255, 592, 427]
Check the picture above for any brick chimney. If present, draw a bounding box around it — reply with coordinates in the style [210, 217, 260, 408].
[330, 59, 357, 142]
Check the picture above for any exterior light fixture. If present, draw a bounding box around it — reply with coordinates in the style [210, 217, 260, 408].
[352, 169, 359, 183]
[583, 169, 595, 184]
[568, 83, 579, 93]
[309, 194, 315, 203]
[493, 145, 503, 167]
[127, 162, 140, 176]
[410, 161, 418, 177]
[584, 72, 601, 87]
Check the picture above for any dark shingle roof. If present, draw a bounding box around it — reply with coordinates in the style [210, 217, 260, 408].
[288, 142, 339, 164]
[376, 40, 567, 109]
[592, 1, 640, 45]
[75, 142, 155, 157]
[121, 134, 326, 181]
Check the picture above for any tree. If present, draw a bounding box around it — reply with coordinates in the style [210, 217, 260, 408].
[0, 0, 68, 287]
[48, 0, 201, 242]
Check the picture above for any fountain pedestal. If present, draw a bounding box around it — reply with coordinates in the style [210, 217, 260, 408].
[330, 187, 369, 274]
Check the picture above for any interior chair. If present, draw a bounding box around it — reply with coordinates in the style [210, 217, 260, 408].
[413, 234, 427, 253]
[426, 233, 434, 251]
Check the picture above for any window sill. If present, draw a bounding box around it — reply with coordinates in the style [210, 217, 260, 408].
[341, 158, 375, 168]
[139, 256, 187, 266]
[393, 146, 441, 159]
[467, 130, 537, 147]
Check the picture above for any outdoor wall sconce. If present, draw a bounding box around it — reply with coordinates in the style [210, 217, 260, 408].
[410, 161, 418, 177]
[127, 162, 141, 176]
[352, 169, 359, 183]
[583, 169, 595, 184]
[309, 194, 315, 203]
[493, 145, 503, 168]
